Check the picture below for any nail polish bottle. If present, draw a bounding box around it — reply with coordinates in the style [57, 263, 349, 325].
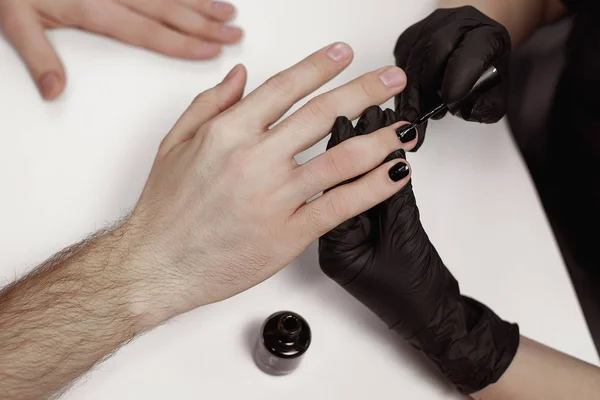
[253, 311, 311, 376]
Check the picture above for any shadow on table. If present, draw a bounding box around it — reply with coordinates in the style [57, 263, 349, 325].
[280, 242, 463, 398]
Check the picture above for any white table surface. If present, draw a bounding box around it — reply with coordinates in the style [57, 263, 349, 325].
[0, 0, 597, 398]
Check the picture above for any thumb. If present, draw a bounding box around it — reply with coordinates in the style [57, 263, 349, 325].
[1, 2, 65, 100]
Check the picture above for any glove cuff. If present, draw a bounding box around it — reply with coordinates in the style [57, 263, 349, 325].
[404, 296, 520, 395]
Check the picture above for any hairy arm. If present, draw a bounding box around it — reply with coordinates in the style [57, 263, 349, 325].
[0, 42, 415, 399]
[0, 223, 150, 399]
[439, 0, 569, 45]
[473, 336, 600, 400]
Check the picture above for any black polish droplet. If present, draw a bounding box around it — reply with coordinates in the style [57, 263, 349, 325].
[396, 125, 417, 143]
[388, 162, 410, 182]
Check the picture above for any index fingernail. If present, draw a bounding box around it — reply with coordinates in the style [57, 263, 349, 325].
[379, 67, 406, 88]
[327, 43, 352, 62]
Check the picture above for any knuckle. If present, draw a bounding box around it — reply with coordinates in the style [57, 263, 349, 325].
[430, 32, 455, 57]
[305, 203, 329, 233]
[324, 150, 345, 178]
[358, 77, 379, 100]
[228, 147, 251, 162]
[306, 56, 330, 79]
[325, 144, 357, 178]
[307, 195, 353, 232]
[221, 147, 258, 183]
[264, 73, 293, 97]
[191, 90, 216, 108]
[203, 20, 221, 36]
[202, 118, 226, 138]
[325, 195, 351, 222]
[157, 135, 174, 155]
[304, 96, 334, 122]
[297, 166, 319, 191]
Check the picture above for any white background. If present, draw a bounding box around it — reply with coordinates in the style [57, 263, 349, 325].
[0, 0, 597, 398]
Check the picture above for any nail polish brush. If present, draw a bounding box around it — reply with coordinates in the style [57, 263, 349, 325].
[397, 66, 501, 141]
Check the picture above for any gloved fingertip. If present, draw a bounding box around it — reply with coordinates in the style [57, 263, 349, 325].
[332, 115, 351, 130]
[356, 106, 385, 135]
[328, 116, 355, 149]
[383, 108, 398, 127]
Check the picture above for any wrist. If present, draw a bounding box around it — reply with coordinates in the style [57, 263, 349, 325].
[410, 295, 520, 395]
[64, 223, 161, 334]
[105, 219, 185, 332]
[115, 212, 218, 330]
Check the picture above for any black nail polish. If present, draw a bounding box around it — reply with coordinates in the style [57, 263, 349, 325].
[396, 124, 417, 143]
[389, 162, 409, 182]
[253, 311, 311, 376]
[383, 148, 406, 164]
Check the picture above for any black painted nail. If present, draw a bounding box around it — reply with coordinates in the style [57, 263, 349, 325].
[396, 124, 417, 143]
[388, 162, 410, 182]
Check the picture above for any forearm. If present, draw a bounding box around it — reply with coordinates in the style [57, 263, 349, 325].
[473, 336, 600, 400]
[0, 222, 151, 399]
[438, 0, 569, 45]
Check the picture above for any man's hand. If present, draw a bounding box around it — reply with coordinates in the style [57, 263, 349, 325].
[0, 0, 242, 100]
[127, 43, 414, 323]
[394, 6, 511, 150]
[0, 43, 414, 399]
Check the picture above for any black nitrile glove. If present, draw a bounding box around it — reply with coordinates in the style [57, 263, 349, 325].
[319, 107, 519, 395]
[394, 6, 511, 151]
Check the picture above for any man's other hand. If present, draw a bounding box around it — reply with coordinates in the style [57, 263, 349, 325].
[0, 0, 242, 100]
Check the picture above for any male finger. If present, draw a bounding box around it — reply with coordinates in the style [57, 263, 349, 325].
[81, 1, 221, 59]
[179, 0, 236, 22]
[293, 158, 412, 238]
[229, 42, 354, 131]
[292, 121, 411, 202]
[0, 1, 65, 100]
[269, 66, 407, 156]
[122, 0, 242, 43]
[159, 64, 246, 155]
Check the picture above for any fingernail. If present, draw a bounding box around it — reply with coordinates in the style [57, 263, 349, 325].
[396, 124, 417, 143]
[379, 67, 406, 88]
[39, 72, 60, 98]
[326, 43, 352, 62]
[220, 25, 243, 39]
[389, 162, 410, 182]
[222, 64, 240, 83]
[211, 1, 234, 14]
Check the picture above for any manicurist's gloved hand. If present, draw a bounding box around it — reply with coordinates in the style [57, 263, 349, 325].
[319, 106, 519, 395]
[394, 6, 511, 151]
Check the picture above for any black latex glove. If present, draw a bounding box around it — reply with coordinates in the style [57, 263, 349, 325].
[319, 106, 519, 395]
[394, 6, 511, 151]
